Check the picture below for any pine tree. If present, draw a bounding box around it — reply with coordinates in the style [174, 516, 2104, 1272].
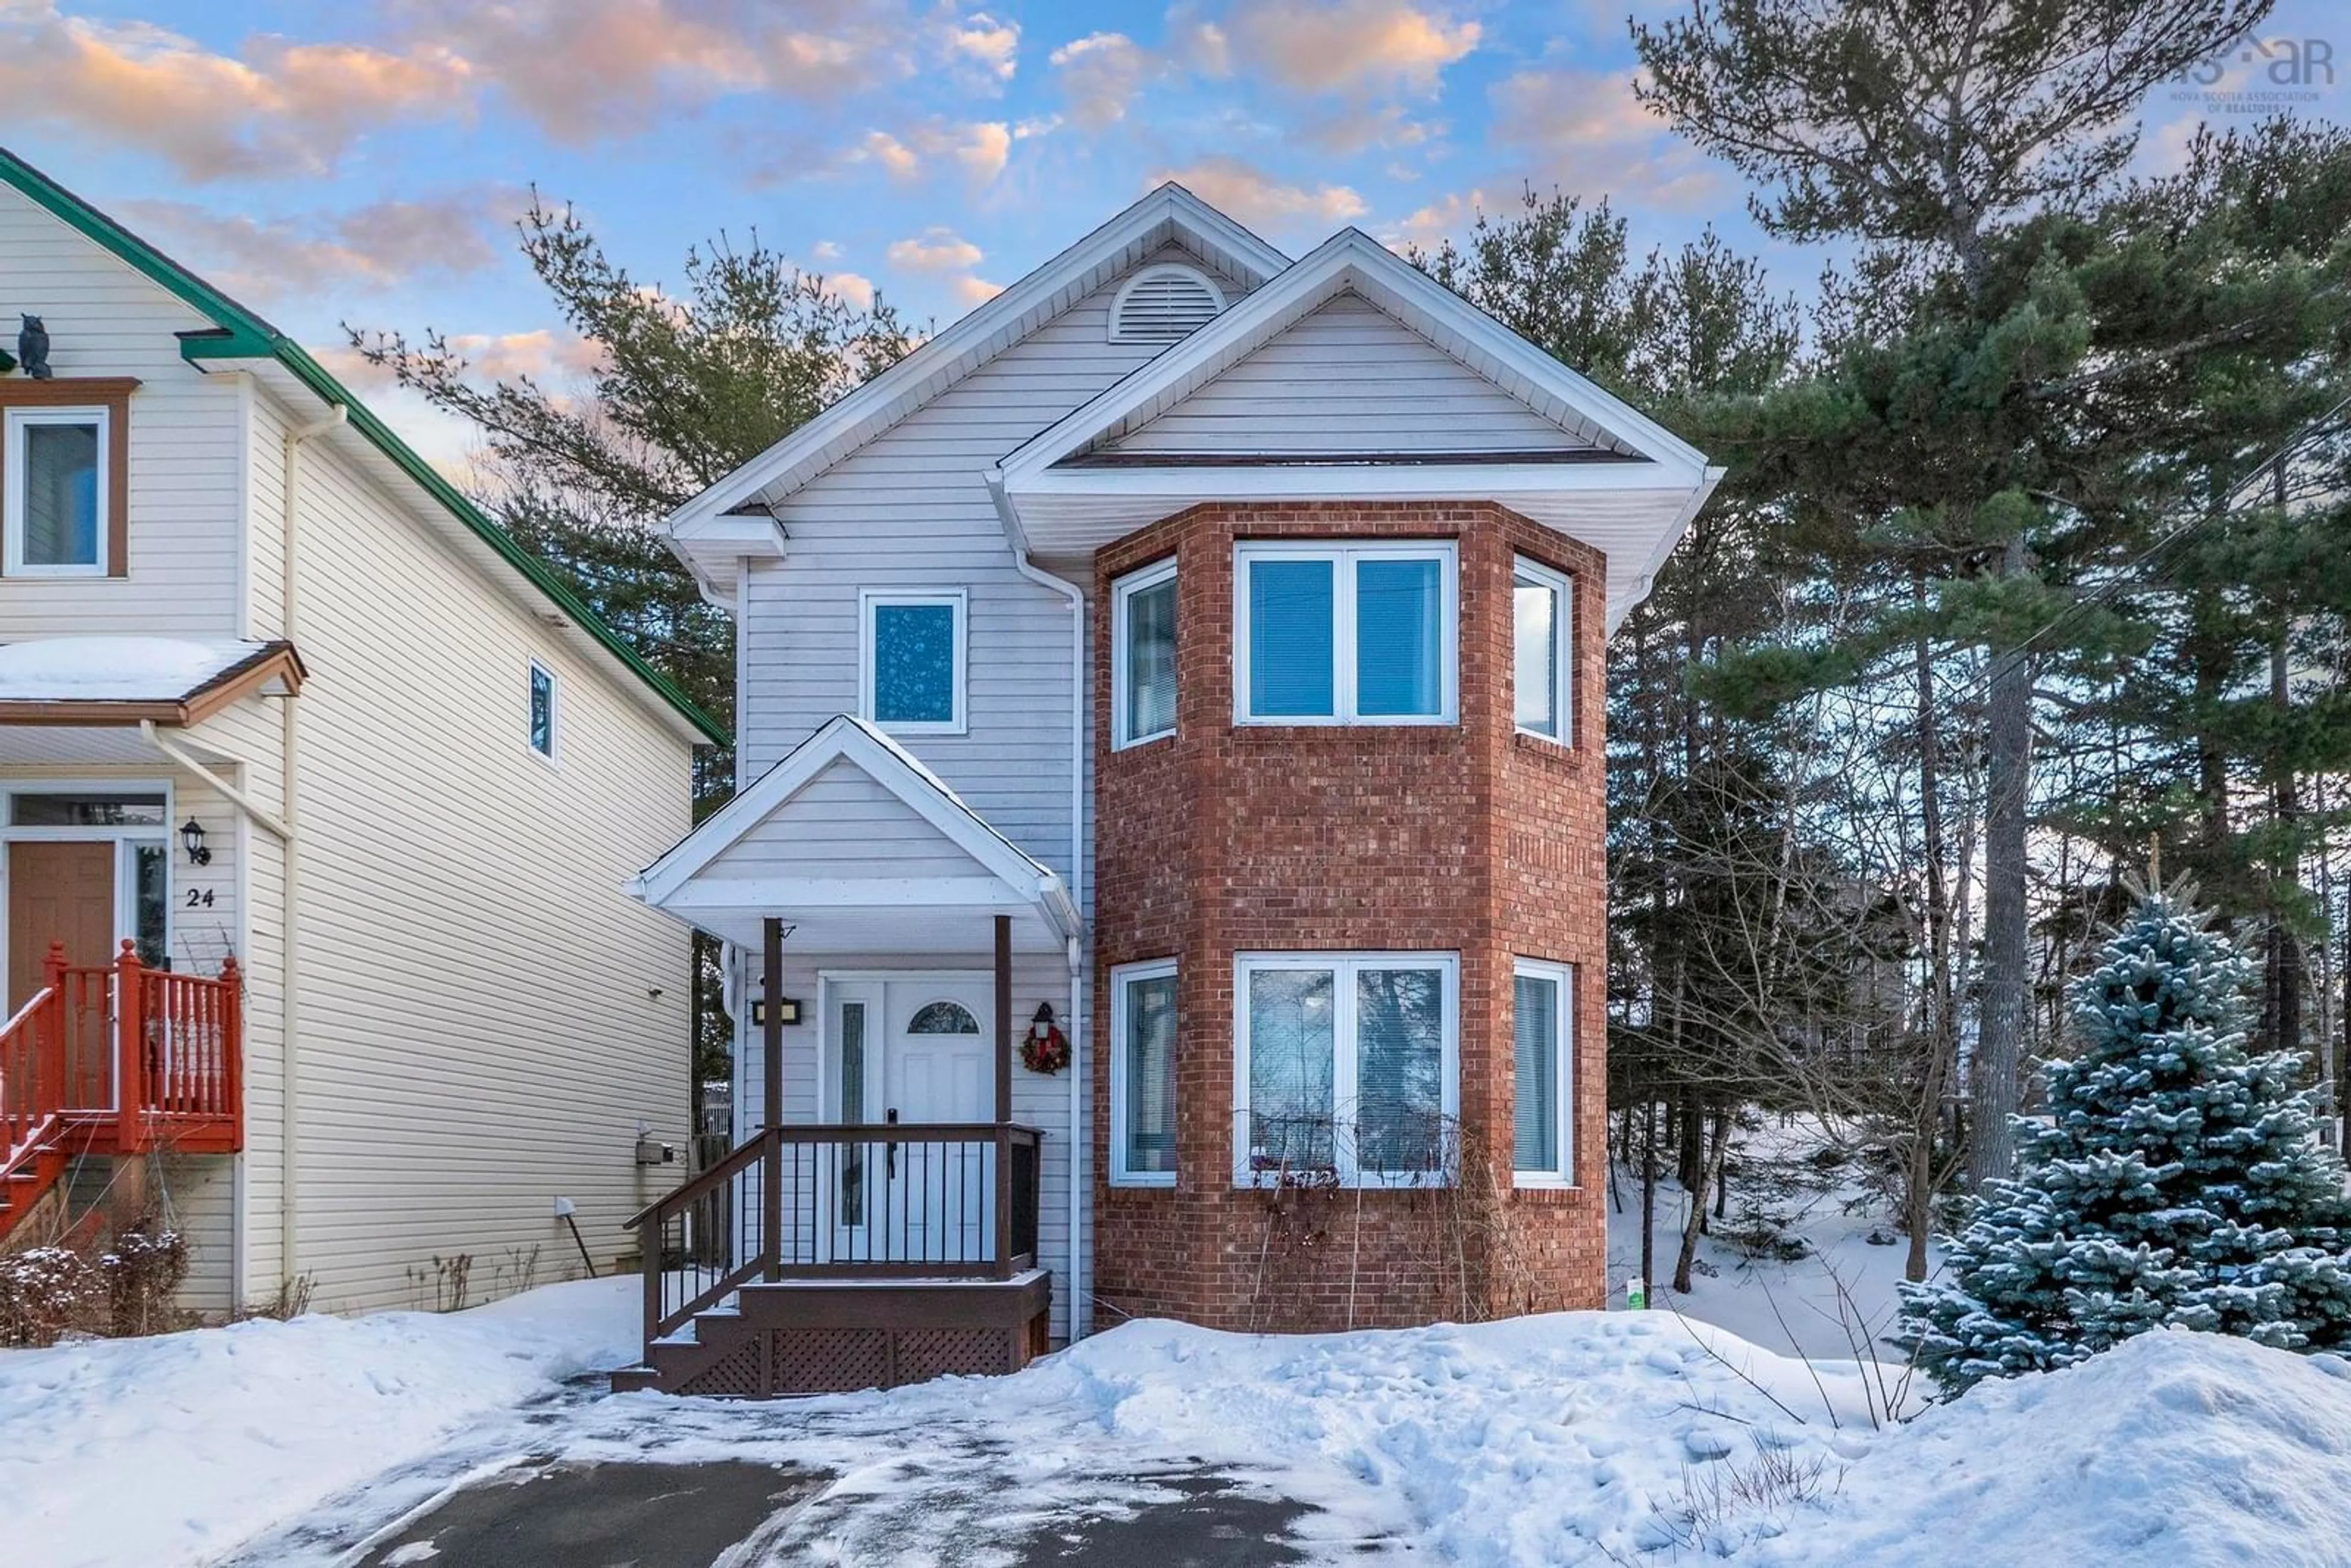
[1901, 887, 2351, 1391]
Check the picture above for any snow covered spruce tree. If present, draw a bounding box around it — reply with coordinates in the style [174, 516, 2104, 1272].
[1902, 887, 2351, 1391]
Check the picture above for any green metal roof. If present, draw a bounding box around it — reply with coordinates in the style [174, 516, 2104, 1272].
[0, 146, 728, 747]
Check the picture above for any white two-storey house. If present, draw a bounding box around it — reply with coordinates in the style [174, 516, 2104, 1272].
[620, 185, 1719, 1397]
[0, 149, 718, 1315]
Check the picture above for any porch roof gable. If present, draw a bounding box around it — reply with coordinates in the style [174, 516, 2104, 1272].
[626, 714, 1078, 942]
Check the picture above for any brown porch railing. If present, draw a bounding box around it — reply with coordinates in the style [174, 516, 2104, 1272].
[628, 1122, 1043, 1346]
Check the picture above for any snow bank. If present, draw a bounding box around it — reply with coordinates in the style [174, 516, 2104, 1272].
[0, 1277, 636, 1568]
[1760, 1330, 2351, 1567]
[0, 637, 267, 701]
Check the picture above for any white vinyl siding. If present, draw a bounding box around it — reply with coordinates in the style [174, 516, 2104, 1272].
[0, 181, 246, 636]
[1512, 961, 1575, 1186]
[1111, 558, 1177, 748]
[706, 756, 986, 880]
[1105, 293, 1603, 457]
[1513, 555, 1573, 742]
[264, 396, 694, 1313]
[741, 247, 1254, 881]
[1232, 952, 1460, 1188]
[1110, 959, 1178, 1186]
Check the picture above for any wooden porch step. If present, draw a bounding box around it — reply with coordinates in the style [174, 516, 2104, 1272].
[616, 1271, 1052, 1400]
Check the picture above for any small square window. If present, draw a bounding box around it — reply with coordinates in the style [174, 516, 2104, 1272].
[528, 661, 558, 759]
[1513, 557, 1572, 741]
[1111, 959, 1179, 1185]
[1234, 543, 1456, 726]
[862, 590, 966, 734]
[5, 408, 108, 576]
[1512, 960, 1575, 1185]
[1113, 560, 1177, 748]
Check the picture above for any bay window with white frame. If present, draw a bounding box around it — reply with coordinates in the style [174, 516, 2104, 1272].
[1110, 959, 1179, 1185]
[1511, 959, 1575, 1185]
[1112, 558, 1178, 748]
[1233, 952, 1458, 1186]
[1234, 542, 1457, 725]
[1513, 555, 1573, 742]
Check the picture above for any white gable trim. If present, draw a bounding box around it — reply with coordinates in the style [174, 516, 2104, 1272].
[997, 229, 1709, 486]
[628, 712, 1076, 932]
[658, 185, 1288, 590]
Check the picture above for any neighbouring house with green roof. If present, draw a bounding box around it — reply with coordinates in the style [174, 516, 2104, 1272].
[0, 147, 720, 1316]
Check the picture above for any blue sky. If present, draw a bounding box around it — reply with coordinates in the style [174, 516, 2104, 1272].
[2, 0, 2342, 469]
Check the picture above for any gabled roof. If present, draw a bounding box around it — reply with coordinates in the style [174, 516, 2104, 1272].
[0, 637, 303, 726]
[989, 229, 1723, 629]
[660, 182, 1291, 589]
[0, 147, 726, 747]
[628, 713, 1078, 934]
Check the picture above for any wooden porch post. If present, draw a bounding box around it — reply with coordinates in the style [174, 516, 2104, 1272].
[762, 917, 785, 1284]
[114, 940, 147, 1153]
[994, 913, 1013, 1279]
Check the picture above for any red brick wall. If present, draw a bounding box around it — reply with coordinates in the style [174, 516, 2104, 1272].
[1091, 503, 1611, 1333]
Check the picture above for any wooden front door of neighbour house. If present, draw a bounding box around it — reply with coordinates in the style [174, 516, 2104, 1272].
[7, 840, 114, 1012]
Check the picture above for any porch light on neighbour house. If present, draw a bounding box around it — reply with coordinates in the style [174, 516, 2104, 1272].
[179, 817, 211, 866]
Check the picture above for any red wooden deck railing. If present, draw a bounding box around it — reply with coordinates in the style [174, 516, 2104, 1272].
[0, 940, 244, 1196]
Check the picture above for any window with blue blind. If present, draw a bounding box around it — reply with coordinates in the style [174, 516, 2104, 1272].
[1234, 543, 1454, 725]
[861, 590, 966, 733]
[1512, 961, 1574, 1184]
[1233, 952, 1458, 1187]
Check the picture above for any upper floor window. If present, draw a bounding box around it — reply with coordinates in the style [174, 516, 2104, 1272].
[1233, 542, 1456, 726]
[1513, 556, 1573, 741]
[1233, 951, 1459, 1187]
[1112, 559, 1177, 748]
[1512, 959, 1575, 1185]
[861, 590, 966, 735]
[4, 407, 107, 576]
[528, 660, 558, 759]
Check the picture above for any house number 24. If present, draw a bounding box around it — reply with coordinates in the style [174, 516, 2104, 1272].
[185, 888, 215, 908]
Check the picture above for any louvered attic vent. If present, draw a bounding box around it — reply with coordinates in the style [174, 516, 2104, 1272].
[1109, 264, 1226, 343]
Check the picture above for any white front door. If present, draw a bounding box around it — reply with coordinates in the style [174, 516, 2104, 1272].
[883, 989, 994, 1264]
[823, 977, 994, 1267]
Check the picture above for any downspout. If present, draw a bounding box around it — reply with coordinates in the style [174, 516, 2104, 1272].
[276, 402, 346, 1283]
[1010, 546, 1089, 1342]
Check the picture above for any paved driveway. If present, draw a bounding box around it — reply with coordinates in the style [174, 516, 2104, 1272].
[222, 1373, 1419, 1567]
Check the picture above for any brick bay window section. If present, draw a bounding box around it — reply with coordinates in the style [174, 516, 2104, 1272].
[860, 588, 967, 735]
[4, 405, 108, 576]
[1234, 953, 1460, 1187]
[1112, 559, 1177, 748]
[1111, 959, 1179, 1186]
[1512, 961, 1575, 1187]
[1234, 541, 1457, 725]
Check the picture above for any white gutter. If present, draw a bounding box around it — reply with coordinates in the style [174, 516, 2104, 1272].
[1010, 544, 1089, 1342]
[138, 722, 292, 842]
[276, 400, 345, 1283]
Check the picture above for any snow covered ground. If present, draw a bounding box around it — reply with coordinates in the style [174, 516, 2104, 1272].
[0, 1278, 638, 1568]
[9, 1270, 2349, 1566]
[1605, 1118, 1946, 1362]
